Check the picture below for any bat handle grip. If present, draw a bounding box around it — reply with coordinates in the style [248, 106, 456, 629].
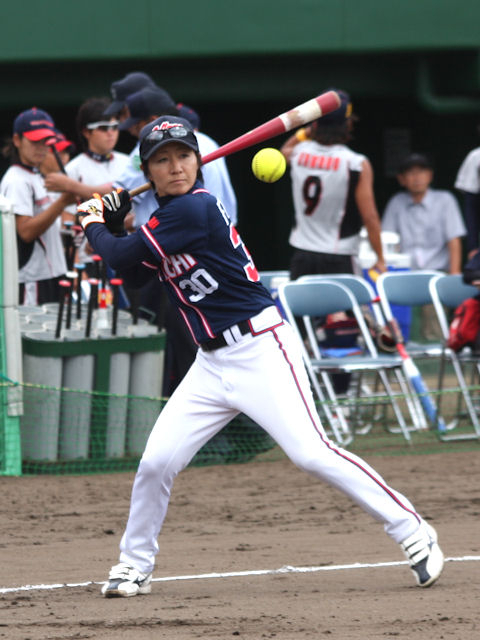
[129, 183, 151, 197]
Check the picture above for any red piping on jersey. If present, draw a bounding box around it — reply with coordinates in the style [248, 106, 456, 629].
[140, 224, 168, 259]
[192, 188, 209, 194]
[141, 260, 158, 270]
[168, 277, 216, 339]
[270, 327, 421, 525]
[178, 307, 200, 346]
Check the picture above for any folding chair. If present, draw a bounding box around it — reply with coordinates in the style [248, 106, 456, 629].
[258, 270, 290, 290]
[278, 279, 413, 444]
[298, 273, 425, 434]
[375, 270, 447, 430]
[376, 270, 444, 357]
[429, 274, 480, 440]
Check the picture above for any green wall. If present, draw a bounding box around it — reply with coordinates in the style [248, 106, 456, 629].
[0, 1, 479, 269]
[1, 1, 480, 62]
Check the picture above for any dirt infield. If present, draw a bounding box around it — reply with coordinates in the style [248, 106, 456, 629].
[1, 449, 479, 639]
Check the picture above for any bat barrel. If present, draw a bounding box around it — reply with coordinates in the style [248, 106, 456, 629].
[128, 90, 341, 197]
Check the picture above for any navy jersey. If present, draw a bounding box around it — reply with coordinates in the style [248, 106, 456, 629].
[85, 182, 273, 344]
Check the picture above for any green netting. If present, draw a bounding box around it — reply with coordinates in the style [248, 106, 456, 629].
[13, 381, 276, 475]
[2, 359, 480, 476]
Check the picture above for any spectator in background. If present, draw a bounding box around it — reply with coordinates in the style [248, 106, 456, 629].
[40, 129, 75, 179]
[454, 136, 480, 260]
[382, 152, 466, 339]
[40, 129, 76, 225]
[0, 108, 75, 305]
[44, 97, 131, 276]
[44, 97, 129, 201]
[280, 89, 386, 394]
[115, 85, 179, 227]
[104, 71, 156, 123]
[281, 88, 385, 280]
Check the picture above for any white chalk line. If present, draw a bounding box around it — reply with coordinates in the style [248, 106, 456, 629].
[1, 555, 479, 595]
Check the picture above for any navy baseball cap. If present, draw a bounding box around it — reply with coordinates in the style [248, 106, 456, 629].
[139, 116, 199, 162]
[13, 107, 56, 141]
[176, 103, 201, 130]
[105, 71, 156, 116]
[316, 89, 354, 125]
[119, 86, 177, 131]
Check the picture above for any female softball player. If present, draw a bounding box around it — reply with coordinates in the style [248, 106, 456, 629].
[77, 115, 444, 598]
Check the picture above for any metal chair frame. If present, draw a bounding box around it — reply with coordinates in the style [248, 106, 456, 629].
[428, 274, 480, 441]
[298, 273, 426, 435]
[278, 279, 413, 444]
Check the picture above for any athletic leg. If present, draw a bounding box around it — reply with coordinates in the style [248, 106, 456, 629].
[223, 323, 421, 543]
[118, 354, 238, 575]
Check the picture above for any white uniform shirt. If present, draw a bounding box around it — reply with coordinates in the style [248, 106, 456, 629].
[115, 132, 238, 227]
[0, 165, 67, 283]
[64, 151, 130, 214]
[382, 188, 466, 270]
[64, 151, 130, 263]
[289, 141, 366, 255]
[454, 147, 480, 194]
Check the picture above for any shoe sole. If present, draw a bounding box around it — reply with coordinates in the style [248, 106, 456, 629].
[102, 582, 152, 597]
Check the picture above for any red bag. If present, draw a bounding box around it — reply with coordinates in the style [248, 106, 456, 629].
[447, 297, 480, 351]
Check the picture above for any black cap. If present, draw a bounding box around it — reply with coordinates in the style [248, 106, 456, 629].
[176, 103, 201, 130]
[104, 72, 156, 116]
[119, 86, 177, 130]
[316, 88, 354, 125]
[397, 153, 433, 173]
[139, 116, 199, 163]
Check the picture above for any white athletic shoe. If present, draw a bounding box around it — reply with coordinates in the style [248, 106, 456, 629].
[101, 562, 152, 597]
[400, 522, 444, 587]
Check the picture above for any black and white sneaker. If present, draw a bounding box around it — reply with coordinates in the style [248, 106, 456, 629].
[101, 562, 152, 597]
[401, 522, 444, 587]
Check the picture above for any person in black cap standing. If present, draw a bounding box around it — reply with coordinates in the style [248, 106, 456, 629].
[115, 85, 179, 228]
[104, 71, 156, 122]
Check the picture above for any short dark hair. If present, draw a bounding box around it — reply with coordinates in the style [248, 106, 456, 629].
[397, 152, 433, 174]
[310, 121, 352, 145]
[75, 97, 113, 150]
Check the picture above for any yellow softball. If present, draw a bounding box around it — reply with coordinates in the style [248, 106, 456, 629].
[251, 148, 286, 183]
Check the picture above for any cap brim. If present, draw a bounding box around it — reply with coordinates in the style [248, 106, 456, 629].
[119, 116, 141, 131]
[142, 138, 198, 161]
[23, 129, 56, 142]
[55, 140, 74, 153]
[104, 100, 124, 116]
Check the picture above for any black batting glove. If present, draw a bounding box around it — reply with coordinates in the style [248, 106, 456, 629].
[102, 189, 132, 234]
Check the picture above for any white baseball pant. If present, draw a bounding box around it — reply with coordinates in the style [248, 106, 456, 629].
[119, 306, 422, 573]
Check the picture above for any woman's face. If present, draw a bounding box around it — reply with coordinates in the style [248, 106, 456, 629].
[83, 118, 119, 155]
[146, 142, 199, 197]
[13, 134, 49, 167]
